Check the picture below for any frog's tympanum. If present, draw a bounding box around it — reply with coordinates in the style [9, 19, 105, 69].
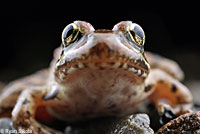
[0, 21, 193, 133]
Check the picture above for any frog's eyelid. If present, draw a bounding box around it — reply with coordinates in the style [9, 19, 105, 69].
[112, 21, 145, 38]
[73, 21, 95, 34]
[112, 21, 133, 31]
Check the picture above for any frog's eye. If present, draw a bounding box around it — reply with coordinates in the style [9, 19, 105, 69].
[62, 23, 82, 46]
[127, 23, 145, 47]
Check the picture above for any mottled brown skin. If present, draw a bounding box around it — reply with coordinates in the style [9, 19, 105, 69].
[0, 21, 193, 133]
[0, 70, 49, 117]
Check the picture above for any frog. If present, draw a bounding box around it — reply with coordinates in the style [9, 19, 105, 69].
[0, 21, 193, 134]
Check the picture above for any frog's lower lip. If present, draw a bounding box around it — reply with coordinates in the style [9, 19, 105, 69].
[56, 60, 149, 79]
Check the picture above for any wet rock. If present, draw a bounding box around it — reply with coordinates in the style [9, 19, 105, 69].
[0, 114, 153, 134]
[0, 118, 16, 134]
[156, 111, 200, 134]
[109, 114, 154, 134]
[64, 114, 154, 134]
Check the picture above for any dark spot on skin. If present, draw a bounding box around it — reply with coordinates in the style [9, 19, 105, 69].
[118, 64, 123, 68]
[23, 99, 30, 105]
[171, 84, 177, 92]
[99, 67, 105, 70]
[111, 108, 121, 114]
[121, 55, 126, 59]
[89, 72, 96, 79]
[107, 104, 116, 109]
[74, 64, 78, 68]
[109, 62, 115, 65]
[176, 96, 183, 103]
[91, 99, 97, 105]
[26, 111, 31, 119]
[31, 94, 35, 98]
[123, 74, 127, 77]
[37, 127, 42, 133]
[131, 91, 137, 96]
[144, 85, 153, 92]
[83, 63, 88, 68]
[158, 80, 165, 83]
[95, 62, 100, 66]
[110, 84, 115, 87]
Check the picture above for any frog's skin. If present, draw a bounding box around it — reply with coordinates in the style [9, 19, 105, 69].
[0, 21, 193, 134]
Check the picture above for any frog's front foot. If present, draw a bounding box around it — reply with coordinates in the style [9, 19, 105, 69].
[145, 69, 193, 124]
[12, 87, 63, 134]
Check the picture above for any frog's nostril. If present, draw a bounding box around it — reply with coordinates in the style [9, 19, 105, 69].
[94, 29, 113, 33]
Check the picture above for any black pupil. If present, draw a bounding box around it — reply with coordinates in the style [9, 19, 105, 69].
[133, 25, 144, 39]
[130, 31, 136, 38]
[63, 25, 74, 40]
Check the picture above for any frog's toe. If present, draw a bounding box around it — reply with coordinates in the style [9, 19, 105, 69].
[156, 103, 177, 125]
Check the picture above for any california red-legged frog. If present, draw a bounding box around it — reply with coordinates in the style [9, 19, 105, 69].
[0, 21, 193, 134]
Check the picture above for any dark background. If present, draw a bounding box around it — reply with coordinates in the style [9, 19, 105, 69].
[0, 3, 200, 82]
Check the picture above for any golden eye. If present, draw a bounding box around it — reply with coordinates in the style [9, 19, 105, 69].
[127, 23, 145, 46]
[61, 23, 82, 46]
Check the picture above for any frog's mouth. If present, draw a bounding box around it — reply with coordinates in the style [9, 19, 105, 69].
[56, 59, 148, 78]
[55, 46, 150, 83]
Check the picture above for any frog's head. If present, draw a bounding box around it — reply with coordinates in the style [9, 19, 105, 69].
[55, 21, 150, 84]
